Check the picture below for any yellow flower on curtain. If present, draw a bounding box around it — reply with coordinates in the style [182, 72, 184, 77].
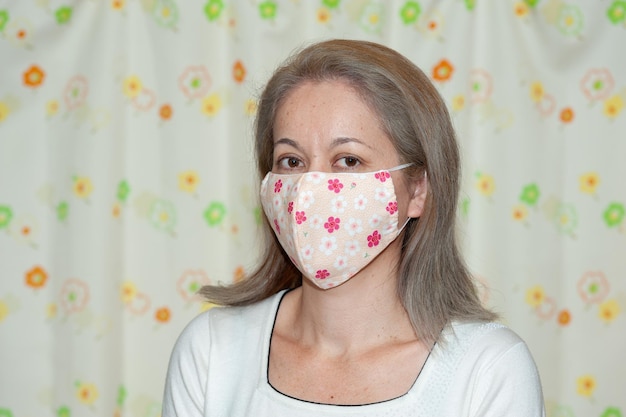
[201, 93, 222, 117]
[475, 172, 495, 197]
[0, 300, 9, 322]
[317, 7, 331, 24]
[525, 285, 545, 308]
[178, 170, 200, 193]
[0, 101, 10, 122]
[46, 303, 57, 319]
[46, 99, 59, 117]
[451, 94, 465, 111]
[76, 381, 99, 405]
[598, 299, 620, 323]
[123, 75, 143, 99]
[603, 95, 623, 118]
[120, 281, 138, 303]
[111, 0, 125, 10]
[576, 374, 596, 398]
[514, 2, 529, 18]
[529, 81, 544, 102]
[73, 176, 94, 199]
[512, 204, 528, 222]
[579, 172, 600, 194]
[244, 98, 257, 116]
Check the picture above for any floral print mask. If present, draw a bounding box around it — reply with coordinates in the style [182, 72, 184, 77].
[260, 163, 413, 289]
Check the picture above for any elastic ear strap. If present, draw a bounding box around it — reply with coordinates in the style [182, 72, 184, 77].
[388, 162, 414, 172]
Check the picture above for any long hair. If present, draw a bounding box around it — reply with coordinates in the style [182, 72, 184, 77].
[199, 39, 496, 345]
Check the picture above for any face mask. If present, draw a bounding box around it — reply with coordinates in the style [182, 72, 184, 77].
[260, 163, 413, 289]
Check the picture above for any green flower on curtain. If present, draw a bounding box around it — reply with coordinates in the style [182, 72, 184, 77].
[0, 205, 13, 229]
[56, 405, 70, 417]
[548, 405, 574, 417]
[259, 1, 278, 20]
[204, 0, 224, 21]
[464, 0, 476, 11]
[322, 0, 341, 9]
[519, 183, 540, 206]
[153, 0, 179, 28]
[554, 203, 577, 235]
[0, 10, 9, 31]
[0, 408, 13, 417]
[55, 6, 73, 25]
[556, 5, 584, 36]
[400, 1, 421, 24]
[204, 201, 226, 226]
[117, 180, 130, 203]
[56, 201, 69, 221]
[603, 202, 625, 227]
[150, 200, 177, 232]
[360, 3, 384, 33]
[460, 197, 470, 217]
[524, 0, 541, 7]
[254, 206, 262, 225]
[607, 1, 626, 24]
[601, 406, 623, 417]
[117, 385, 127, 406]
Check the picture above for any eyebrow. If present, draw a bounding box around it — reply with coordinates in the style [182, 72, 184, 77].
[273, 137, 373, 150]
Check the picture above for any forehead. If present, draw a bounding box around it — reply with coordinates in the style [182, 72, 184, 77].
[273, 80, 386, 143]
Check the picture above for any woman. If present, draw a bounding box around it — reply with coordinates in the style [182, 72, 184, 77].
[162, 39, 545, 416]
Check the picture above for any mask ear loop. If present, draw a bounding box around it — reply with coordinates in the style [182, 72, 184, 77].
[387, 162, 415, 172]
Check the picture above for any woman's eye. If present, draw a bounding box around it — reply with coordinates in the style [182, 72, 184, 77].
[277, 157, 302, 169]
[338, 156, 360, 168]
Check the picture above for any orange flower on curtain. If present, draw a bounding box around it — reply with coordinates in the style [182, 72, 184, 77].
[23, 65, 45, 87]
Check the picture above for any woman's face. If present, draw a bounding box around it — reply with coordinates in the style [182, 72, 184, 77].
[271, 79, 425, 220]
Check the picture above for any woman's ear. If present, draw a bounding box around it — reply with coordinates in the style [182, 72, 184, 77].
[407, 172, 428, 219]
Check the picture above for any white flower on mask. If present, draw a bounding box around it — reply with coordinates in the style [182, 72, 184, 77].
[345, 239, 360, 256]
[298, 190, 315, 208]
[309, 214, 323, 229]
[369, 214, 383, 229]
[334, 255, 348, 270]
[346, 218, 363, 236]
[331, 196, 347, 213]
[319, 236, 337, 255]
[374, 187, 391, 203]
[354, 194, 368, 210]
[300, 244, 314, 260]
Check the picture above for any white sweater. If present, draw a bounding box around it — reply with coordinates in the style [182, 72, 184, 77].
[162, 290, 545, 416]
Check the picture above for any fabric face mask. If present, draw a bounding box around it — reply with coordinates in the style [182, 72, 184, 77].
[260, 163, 413, 290]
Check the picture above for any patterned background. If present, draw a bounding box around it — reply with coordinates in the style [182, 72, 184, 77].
[0, 1, 624, 416]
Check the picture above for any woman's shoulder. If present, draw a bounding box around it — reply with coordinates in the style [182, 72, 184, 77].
[175, 290, 285, 347]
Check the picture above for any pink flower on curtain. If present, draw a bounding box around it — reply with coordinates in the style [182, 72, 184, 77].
[580, 68, 615, 102]
[177, 269, 211, 302]
[469, 69, 493, 103]
[64, 76, 89, 110]
[60, 278, 90, 314]
[577, 271, 610, 304]
[131, 87, 156, 111]
[178, 66, 211, 100]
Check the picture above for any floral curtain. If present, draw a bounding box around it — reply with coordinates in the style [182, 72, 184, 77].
[0, 1, 624, 416]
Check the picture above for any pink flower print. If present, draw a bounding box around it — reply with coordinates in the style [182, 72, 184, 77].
[295, 211, 307, 224]
[273, 219, 281, 234]
[375, 171, 391, 182]
[324, 216, 340, 233]
[287, 201, 294, 214]
[346, 218, 363, 236]
[319, 236, 337, 255]
[580, 68, 614, 102]
[328, 178, 344, 193]
[367, 230, 381, 248]
[315, 269, 330, 280]
[274, 179, 283, 193]
[354, 194, 368, 210]
[386, 201, 398, 215]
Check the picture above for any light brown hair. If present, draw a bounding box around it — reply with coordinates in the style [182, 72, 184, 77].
[199, 39, 496, 345]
